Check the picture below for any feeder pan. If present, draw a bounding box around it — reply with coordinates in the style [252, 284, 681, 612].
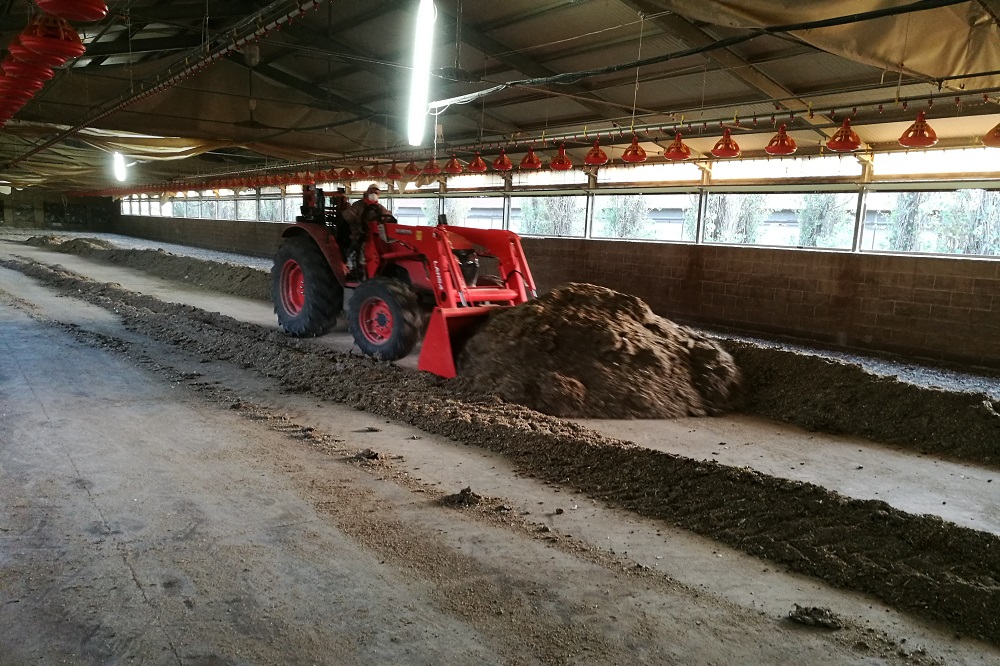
[764, 124, 797, 156]
[386, 162, 403, 179]
[36, 0, 108, 23]
[354, 166, 369, 178]
[403, 161, 421, 176]
[492, 149, 513, 171]
[444, 154, 464, 174]
[467, 152, 489, 172]
[583, 139, 608, 166]
[0, 74, 43, 95]
[8, 36, 66, 68]
[369, 164, 385, 178]
[898, 111, 938, 148]
[621, 136, 647, 163]
[549, 143, 572, 170]
[339, 167, 354, 180]
[663, 133, 691, 161]
[2, 56, 53, 81]
[0, 86, 35, 103]
[422, 158, 441, 175]
[519, 146, 542, 169]
[826, 118, 861, 152]
[20, 16, 86, 59]
[711, 129, 741, 159]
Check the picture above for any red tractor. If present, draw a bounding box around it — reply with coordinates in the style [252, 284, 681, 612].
[271, 185, 537, 377]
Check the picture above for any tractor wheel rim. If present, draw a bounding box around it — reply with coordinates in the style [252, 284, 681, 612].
[359, 297, 393, 345]
[281, 259, 305, 315]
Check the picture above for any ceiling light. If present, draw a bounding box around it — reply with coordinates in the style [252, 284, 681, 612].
[112, 151, 127, 182]
[407, 0, 436, 146]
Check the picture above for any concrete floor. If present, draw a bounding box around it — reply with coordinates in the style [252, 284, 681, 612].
[3, 240, 1000, 664]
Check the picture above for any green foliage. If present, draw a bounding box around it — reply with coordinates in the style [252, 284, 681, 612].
[700, 193, 770, 244]
[798, 193, 852, 247]
[596, 195, 652, 238]
[517, 197, 581, 236]
[932, 190, 1000, 255]
[420, 199, 439, 226]
[887, 191, 929, 252]
[443, 198, 472, 226]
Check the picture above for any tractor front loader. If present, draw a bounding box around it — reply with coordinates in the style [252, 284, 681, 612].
[271, 184, 537, 377]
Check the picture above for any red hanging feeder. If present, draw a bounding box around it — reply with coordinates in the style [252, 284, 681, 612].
[898, 111, 938, 148]
[519, 146, 542, 169]
[711, 129, 741, 158]
[467, 152, 489, 173]
[36, 0, 109, 23]
[340, 167, 354, 180]
[549, 143, 572, 170]
[0, 74, 44, 95]
[403, 161, 421, 176]
[20, 16, 86, 60]
[764, 124, 797, 156]
[983, 122, 1000, 148]
[386, 162, 402, 180]
[663, 133, 691, 161]
[621, 136, 647, 163]
[369, 163, 385, 178]
[354, 166, 369, 178]
[492, 149, 513, 171]
[583, 139, 608, 166]
[422, 158, 441, 175]
[826, 118, 861, 152]
[444, 154, 464, 174]
[2, 55, 53, 81]
[8, 35, 66, 68]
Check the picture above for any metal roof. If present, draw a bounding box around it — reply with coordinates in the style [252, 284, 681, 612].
[0, 0, 997, 191]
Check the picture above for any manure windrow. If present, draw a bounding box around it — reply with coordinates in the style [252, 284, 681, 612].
[5, 256, 1000, 645]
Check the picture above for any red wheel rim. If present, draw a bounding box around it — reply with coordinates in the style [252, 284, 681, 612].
[280, 259, 305, 315]
[359, 297, 393, 344]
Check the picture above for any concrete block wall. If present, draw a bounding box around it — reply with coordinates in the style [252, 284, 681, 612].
[107, 216, 1000, 368]
[520, 238, 1000, 369]
[114, 215, 284, 258]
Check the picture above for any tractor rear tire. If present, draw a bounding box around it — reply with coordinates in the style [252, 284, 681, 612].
[272, 236, 343, 337]
[348, 278, 421, 361]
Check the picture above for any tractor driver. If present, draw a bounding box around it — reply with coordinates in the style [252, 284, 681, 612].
[350, 184, 392, 223]
[344, 184, 394, 278]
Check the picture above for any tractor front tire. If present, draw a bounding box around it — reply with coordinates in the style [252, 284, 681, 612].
[348, 278, 421, 361]
[272, 236, 343, 337]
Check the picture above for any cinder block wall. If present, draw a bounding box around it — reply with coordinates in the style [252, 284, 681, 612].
[109, 216, 1000, 368]
[520, 238, 1000, 369]
[114, 215, 283, 258]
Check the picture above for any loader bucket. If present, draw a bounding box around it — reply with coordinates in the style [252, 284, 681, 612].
[417, 306, 494, 378]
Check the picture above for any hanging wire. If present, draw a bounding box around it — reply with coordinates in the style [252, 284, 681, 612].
[629, 12, 644, 133]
